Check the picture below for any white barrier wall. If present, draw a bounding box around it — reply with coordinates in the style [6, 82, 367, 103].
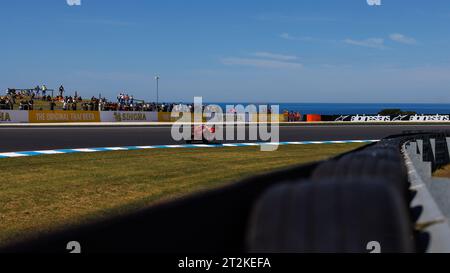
[100, 111, 158, 122]
[0, 110, 29, 123]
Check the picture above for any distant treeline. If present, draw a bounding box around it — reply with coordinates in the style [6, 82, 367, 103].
[377, 109, 417, 116]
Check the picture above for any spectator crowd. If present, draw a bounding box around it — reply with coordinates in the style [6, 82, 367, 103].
[284, 111, 302, 122]
[1, 86, 302, 122]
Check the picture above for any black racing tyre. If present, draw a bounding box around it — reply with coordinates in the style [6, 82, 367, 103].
[312, 157, 407, 185]
[311, 156, 410, 202]
[343, 147, 402, 163]
[246, 178, 416, 253]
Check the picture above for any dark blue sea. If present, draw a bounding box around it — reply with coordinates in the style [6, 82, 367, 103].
[212, 103, 450, 115]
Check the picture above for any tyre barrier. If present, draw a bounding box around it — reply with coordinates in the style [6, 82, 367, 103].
[247, 178, 415, 253]
[311, 155, 411, 203]
[1, 132, 449, 253]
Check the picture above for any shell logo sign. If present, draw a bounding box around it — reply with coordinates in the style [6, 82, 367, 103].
[28, 110, 100, 123]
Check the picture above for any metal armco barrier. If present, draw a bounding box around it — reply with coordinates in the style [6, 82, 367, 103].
[403, 133, 450, 252]
[434, 136, 450, 168]
[2, 132, 450, 253]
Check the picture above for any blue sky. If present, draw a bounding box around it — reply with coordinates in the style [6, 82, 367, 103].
[1, 0, 450, 103]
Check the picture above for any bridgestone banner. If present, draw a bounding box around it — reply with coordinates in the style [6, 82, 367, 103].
[0, 110, 29, 123]
[100, 111, 158, 122]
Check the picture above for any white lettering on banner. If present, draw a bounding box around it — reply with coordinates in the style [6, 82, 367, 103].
[335, 115, 350, 122]
[0, 110, 29, 123]
[99, 111, 158, 122]
[409, 114, 450, 122]
[114, 112, 147, 122]
[351, 115, 391, 122]
[392, 115, 408, 121]
[342, 114, 450, 122]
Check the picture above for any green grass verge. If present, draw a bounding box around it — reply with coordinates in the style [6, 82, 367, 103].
[435, 165, 450, 178]
[0, 143, 363, 246]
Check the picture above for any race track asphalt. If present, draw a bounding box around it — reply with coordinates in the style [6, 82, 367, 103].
[0, 124, 449, 153]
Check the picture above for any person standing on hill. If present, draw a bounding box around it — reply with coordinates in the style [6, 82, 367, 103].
[41, 85, 47, 97]
[59, 85, 65, 98]
[289, 111, 295, 122]
[34, 85, 40, 97]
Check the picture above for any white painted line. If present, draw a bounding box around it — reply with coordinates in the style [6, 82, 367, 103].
[103, 147, 128, 151]
[351, 140, 374, 143]
[239, 143, 260, 146]
[0, 139, 379, 159]
[71, 149, 98, 153]
[260, 142, 282, 146]
[164, 145, 184, 148]
[35, 150, 65, 154]
[192, 144, 214, 148]
[0, 153, 29, 157]
[135, 146, 156, 149]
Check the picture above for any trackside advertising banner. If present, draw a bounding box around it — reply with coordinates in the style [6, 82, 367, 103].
[157, 112, 287, 122]
[0, 110, 29, 123]
[335, 114, 450, 122]
[29, 110, 101, 123]
[100, 111, 158, 122]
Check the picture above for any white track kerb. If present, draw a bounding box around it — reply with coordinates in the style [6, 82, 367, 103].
[0, 140, 379, 159]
